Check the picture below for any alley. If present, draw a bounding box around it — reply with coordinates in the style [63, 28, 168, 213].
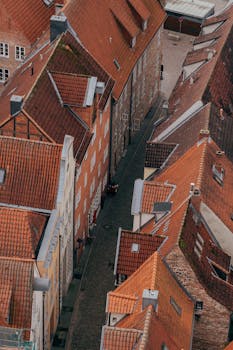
[62, 99, 163, 350]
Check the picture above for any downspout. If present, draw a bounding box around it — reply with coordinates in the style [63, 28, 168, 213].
[43, 291, 45, 350]
[58, 234, 61, 320]
[129, 71, 134, 145]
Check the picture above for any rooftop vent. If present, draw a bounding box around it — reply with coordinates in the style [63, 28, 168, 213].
[43, 0, 54, 5]
[50, 15, 68, 42]
[113, 58, 120, 70]
[212, 164, 224, 186]
[10, 95, 23, 116]
[193, 188, 201, 196]
[153, 202, 172, 222]
[142, 289, 159, 311]
[216, 150, 225, 157]
[131, 243, 140, 253]
[0, 169, 5, 184]
[199, 129, 210, 138]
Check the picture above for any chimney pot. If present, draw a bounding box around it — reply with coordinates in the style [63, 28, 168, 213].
[50, 15, 68, 42]
[10, 95, 23, 116]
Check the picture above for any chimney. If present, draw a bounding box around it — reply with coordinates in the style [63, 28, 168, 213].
[95, 81, 105, 95]
[50, 15, 68, 42]
[142, 289, 159, 311]
[199, 129, 209, 140]
[10, 95, 23, 116]
[33, 277, 50, 292]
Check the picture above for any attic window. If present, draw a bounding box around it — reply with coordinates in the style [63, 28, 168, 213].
[43, 0, 54, 5]
[211, 263, 227, 281]
[131, 243, 140, 253]
[212, 164, 224, 186]
[113, 59, 120, 70]
[195, 300, 203, 311]
[0, 169, 5, 184]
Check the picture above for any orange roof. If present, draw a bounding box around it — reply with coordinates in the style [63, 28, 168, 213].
[106, 252, 194, 349]
[0, 258, 34, 333]
[115, 230, 165, 277]
[225, 342, 233, 350]
[0, 207, 48, 259]
[64, 0, 166, 99]
[142, 140, 207, 256]
[101, 326, 143, 350]
[141, 182, 174, 213]
[51, 72, 89, 106]
[0, 136, 62, 210]
[2, 0, 55, 45]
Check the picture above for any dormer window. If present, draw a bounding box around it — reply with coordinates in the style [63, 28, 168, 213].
[212, 164, 224, 186]
[0, 168, 5, 184]
[131, 243, 140, 252]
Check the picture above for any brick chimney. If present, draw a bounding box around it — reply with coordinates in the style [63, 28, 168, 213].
[50, 15, 68, 42]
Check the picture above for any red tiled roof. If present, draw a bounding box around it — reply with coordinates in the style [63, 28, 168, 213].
[0, 258, 34, 333]
[142, 141, 207, 256]
[0, 136, 62, 210]
[128, 0, 151, 21]
[24, 69, 92, 162]
[106, 252, 194, 349]
[51, 72, 89, 106]
[0, 207, 47, 259]
[102, 326, 142, 350]
[141, 182, 173, 213]
[145, 142, 177, 169]
[2, 0, 55, 45]
[64, 0, 166, 99]
[116, 230, 165, 276]
[225, 342, 233, 350]
[0, 283, 12, 324]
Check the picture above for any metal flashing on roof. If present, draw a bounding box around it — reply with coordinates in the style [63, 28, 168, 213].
[85, 76, 97, 106]
[131, 179, 144, 215]
[202, 21, 224, 35]
[155, 101, 204, 142]
[0, 169, 5, 184]
[165, 0, 215, 20]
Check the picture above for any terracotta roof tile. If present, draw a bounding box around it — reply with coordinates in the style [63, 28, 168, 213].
[141, 182, 173, 213]
[145, 142, 177, 169]
[225, 342, 233, 350]
[106, 252, 194, 349]
[116, 230, 165, 276]
[51, 72, 89, 106]
[0, 136, 62, 210]
[2, 0, 55, 45]
[64, 0, 165, 99]
[0, 207, 47, 259]
[107, 292, 138, 314]
[0, 283, 12, 324]
[102, 326, 142, 350]
[128, 0, 151, 21]
[0, 258, 34, 333]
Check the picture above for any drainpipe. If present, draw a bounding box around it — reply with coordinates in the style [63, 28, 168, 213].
[129, 72, 134, 145]
[43, 292, 45, 350]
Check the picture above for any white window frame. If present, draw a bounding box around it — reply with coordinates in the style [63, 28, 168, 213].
[90, 151, 96, 172]
[0, 68, 9, 82]
[84, 172, 87, 187]
[104, 120, 109, 138]
[15, 45, 25, 61]
[75, 188, 81, 209]
[0, 43, 9, 58]
[103, 145, 108, 163]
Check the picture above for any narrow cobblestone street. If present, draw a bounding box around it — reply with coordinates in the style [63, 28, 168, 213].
[55, 99, 163, 350]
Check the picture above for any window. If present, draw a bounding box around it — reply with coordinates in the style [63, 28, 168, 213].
[83, 199, 87, 214]
[84, 172, 87, 187]
[90, 151, 96, 172]
[194, 232, 204, 259]
[75, 188, 81, 209]
[103, 145, 108, 163]
[161, 344, 169, 350]
[170, 296, 182, 316]
[15, 46, 25, 61]
[0, 43, 9, 57]
[99, 112, 103, 125]
[99, 139, 102, 152]
[91, 125, 96, 145]
[104, 120, 109, 138]
[0, 68, 9, 82]
[75, 215, 81, 234]
[98, 163, 101, 177]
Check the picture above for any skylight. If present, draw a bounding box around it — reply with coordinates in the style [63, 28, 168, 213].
[0, 169, 5, 184]
[131, 243, 140, 253]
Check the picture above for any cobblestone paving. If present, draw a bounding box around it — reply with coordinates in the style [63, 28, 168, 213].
[65, 101, 163, 350]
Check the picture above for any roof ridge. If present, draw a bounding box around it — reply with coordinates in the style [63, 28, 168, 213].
[196, 139, 209, 189]
[138, 305, 153, 350]
[108, 291, 138, 301]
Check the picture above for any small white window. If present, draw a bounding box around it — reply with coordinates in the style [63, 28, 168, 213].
[15, 46, 25, 61]
[90, 151, 96, 172]
[83, 199, 87, 214]
[98, 163, 101, 177]
[99, 139, 102, 152]
[0, 43, 9, 57]
[104, 120, 109, 138]
[75, 214, 81, 234]
[84, 172, 87, 187]
[75, 188, 81, 209]
[99, 112, 103, 125]
[91, 125, 96, 145]
[103, 145, 108, 163]
[0, 68, 9, 82]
